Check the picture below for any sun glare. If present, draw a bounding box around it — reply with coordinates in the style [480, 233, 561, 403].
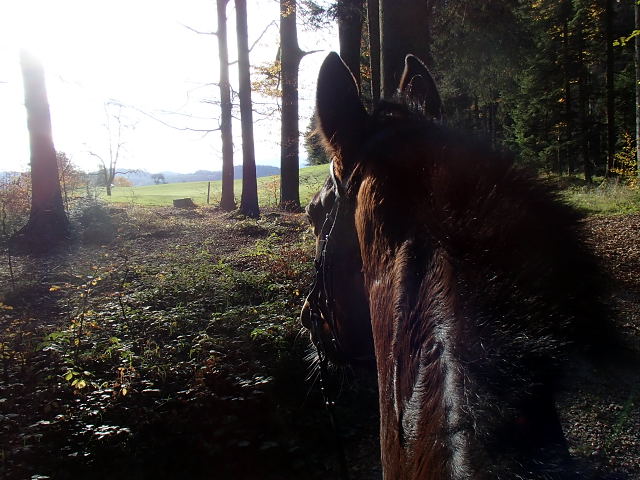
[10, 0, 69, 62]
[1, 0, 325, 173]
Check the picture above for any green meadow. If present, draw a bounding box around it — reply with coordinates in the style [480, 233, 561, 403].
[103, 164, 330, 207]
[562, 182, 640, 215]
[101, 163, 640, 215]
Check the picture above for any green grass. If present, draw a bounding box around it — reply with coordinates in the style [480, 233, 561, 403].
[102, 164, 640, 216]
[562, 182, 640, 215]
[102, 164, 330, 207]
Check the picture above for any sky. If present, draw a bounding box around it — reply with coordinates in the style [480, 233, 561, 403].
[0, 0, 338, 174]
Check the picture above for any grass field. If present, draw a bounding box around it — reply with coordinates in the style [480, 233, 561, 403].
[101, 163, 640, 215]
[102, 164, 330, 207]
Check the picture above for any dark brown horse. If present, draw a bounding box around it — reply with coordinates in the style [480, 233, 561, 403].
[300, 53, 612, 479]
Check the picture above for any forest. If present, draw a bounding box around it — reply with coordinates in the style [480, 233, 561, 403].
[1, 0, 640, 479]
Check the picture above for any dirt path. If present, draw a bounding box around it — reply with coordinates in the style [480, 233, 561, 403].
[560, 214, 640, 477]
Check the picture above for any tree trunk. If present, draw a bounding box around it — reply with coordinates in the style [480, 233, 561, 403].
[12, 50, 69, 252]
[217, 0, 236, 211]
[562, 6, 574, 175]
[473, 96, 480, 135]
[380, 0, 430, 98]
[636, 0, 640, 178]
[279, 0, 303, 211]
[337, 0, 364, 89]
[367, 0, 380, 104]
[605, 0, 615, 177]
[236, 0, 260, 218]
[107, 167, 116, 196]
[577, 26, 593, 183]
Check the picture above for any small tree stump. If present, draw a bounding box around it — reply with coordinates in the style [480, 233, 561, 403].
[173, 198, 196, 209]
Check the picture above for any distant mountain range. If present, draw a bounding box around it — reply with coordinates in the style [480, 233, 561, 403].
[119, 165, 280, 186]
[1, 165, 281, 187]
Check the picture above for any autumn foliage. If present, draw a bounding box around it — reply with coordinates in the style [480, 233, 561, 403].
[0, 173, 31, 236]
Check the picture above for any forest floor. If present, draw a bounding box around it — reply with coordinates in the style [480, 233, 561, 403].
[0, 203, 638, 480]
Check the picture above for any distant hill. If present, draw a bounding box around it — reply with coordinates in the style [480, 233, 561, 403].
[0, 171, 22, 180]
[120, 165, 280, 186]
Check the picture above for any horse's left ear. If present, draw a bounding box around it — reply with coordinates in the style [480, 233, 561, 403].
[399, 54, 443, 122]
[316, 52, 367, 177]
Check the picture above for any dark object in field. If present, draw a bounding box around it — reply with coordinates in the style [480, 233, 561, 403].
[78, 203, 115, 244]
[300, 52, 614, 479]
[173, 198, 197, 209]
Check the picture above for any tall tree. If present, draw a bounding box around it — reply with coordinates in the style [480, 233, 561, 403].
[576, 16, 594, 183]
[236, 0, 260, 218]
[217, 0, 236, 210]
[379, 0, 430, 98]
[561, 0, 575, 174]
[279, 0, 304, 210]
[605, 0, 616, 176]
[367, 0, 381, 104]
[337, 0, 364, 89]
[636, 0, 640, 178]
[12, 50, 69, 252]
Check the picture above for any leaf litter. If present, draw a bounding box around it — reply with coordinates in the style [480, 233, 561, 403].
[0, 205, 638, 479]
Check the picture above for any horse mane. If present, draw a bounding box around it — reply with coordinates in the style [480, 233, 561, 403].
[350, 97, 612, 477]
[354, 97, 608, 350]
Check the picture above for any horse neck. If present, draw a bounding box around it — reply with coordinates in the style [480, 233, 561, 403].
[357, 186, 471, 479]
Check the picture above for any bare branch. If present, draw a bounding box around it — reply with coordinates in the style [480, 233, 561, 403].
[249, 21, 277, 52]
[301, 49, 322, 57]
[156, 109, 220, 121]
[128, 105, 221, 134]
[87, 151, 106, 166]
[180, 22, 217, 36]
[226, 20, 278, 66]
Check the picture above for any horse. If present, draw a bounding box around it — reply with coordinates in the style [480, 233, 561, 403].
[300, 52, 612, 479]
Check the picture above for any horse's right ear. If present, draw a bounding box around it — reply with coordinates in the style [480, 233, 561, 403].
[399, 55, 443, 122]
[316, 52, 367, 177]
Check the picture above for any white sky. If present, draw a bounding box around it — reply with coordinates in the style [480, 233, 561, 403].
[0, 0, 338, 173]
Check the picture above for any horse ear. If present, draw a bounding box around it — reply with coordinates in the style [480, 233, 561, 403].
[399, 54, 443, 122]
[316, 52, 367, 177]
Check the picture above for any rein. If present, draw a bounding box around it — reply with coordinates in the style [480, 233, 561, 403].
[308, 160, 350, 480]
[308, 160, 346, 355]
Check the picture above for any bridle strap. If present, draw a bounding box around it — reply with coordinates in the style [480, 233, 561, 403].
[307, 160, 350, 480]
[329, 159, 345, 198]
[309, 161, 345, 353]
[318, 345, 350, 480]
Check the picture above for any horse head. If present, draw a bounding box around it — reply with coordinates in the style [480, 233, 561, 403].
[300, 53, 442, 368]
[300, 52, 613, 479]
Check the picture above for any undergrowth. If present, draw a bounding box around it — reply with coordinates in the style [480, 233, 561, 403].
[562, 181, 640, 215]
[0, 204, 379, 480]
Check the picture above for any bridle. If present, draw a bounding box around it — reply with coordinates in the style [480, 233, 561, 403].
[307, 159, 347, 360]
[307, 160, 350, 480]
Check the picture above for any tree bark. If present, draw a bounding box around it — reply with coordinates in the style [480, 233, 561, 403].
[337, 0, 364, 89]
[217, 0, 236, 211]
[380, 0, 430, 99]
[577, 25, 593, 183]
[279, 0, 303, 210]
[636, 0, 640, 179]
[367, 0, 380, 104]
[605, 0, 615, 177]
[562, 10, 574, 175]
[12, 50, 69, 252]
[236, 0, 260, 217]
